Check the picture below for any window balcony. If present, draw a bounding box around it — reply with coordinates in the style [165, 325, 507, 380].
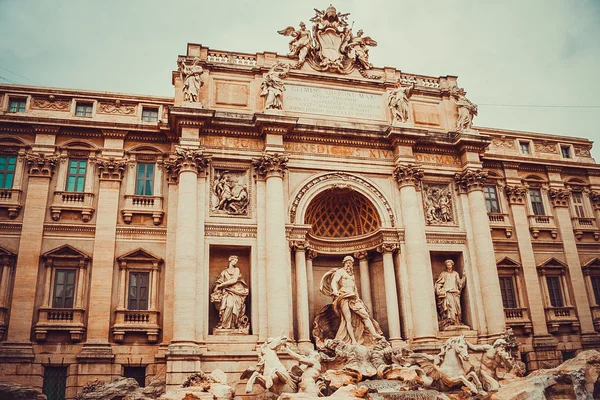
[544, 306, 580, 333]
[528, 215, 558, 239]
[571, 217, 600, 241]
[121, 195, 164, 225]
[50, 191, 95, 222]
[0, 189, 22, 219]
[487, 213, 513, 238]
[111, 309, 160, 343]
[34, 307, 86, 342]
[504, 307, 533, 334]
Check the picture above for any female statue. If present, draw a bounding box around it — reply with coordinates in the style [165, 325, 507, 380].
[210, 255, 249, 330]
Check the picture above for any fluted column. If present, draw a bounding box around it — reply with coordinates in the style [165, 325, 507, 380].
[378, 244, 402, 343]
[253, 153, 291, 337]
[548, 187, 595, 333]
[393, 164, 437, 342]
[291, 241, 310, 347]
[168, 147, 211, 347]
[455, 169, 505, 337]
[354, 251, 373, 314]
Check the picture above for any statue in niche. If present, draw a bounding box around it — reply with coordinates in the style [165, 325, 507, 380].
[261, 61, 290, 110]
[178, 57, 203, 104]
[388, 81, 414, 123]
[423, 184, 454, 225]
[313, 255, 384, 346]
[278, 22, 313, 67]
[434, 260, 467, 330]
[451, 86, 477, 132]
[210, 255, 249, 333]
[212, 170, 249, 215]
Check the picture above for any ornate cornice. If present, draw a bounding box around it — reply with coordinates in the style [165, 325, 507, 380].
[454, 168, 487, 193]
[548, 187, 571, 207]
[393, 164, 424, 188]
[252, 153, 288, 178]
[96, 157, 127, 181]
[26, 153, 58, 177]
[165, 146, 212, 178]
[504, 184, 528, 205]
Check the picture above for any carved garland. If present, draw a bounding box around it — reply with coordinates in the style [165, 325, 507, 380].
[289, 172, 395, 226]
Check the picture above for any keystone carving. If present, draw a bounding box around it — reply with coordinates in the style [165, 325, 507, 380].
[96, 158, 127, 181]
[167, 146, 211, 177]
[549, 188, 571, 207]
[26, 154, 58, 176]
[393, 164, 424, 188]
[454, 169, 487, 193]
[504, 185, 528, 205]
[252, 153, 289, 178]
[591, 191, 600, 211]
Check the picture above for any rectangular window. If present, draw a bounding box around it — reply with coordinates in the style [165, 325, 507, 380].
[0, 155, 16, 189]
[529, 188, 545, 215]
[561, 145, 572, 158]
[519, 141, 530, 155]
[124, 366, 146, 387]
[135, 163, 154, 196]
[128, 272, 149, 310]
[499, 276, 518, 308]
[75, 102, 93, 117]
[546, 276, 564, 307]
[66, 159, 86, 192]
[43, 366, 67, 400]
[141, 108, 158, 123]
[8, 98, 26, 113]
[52, 269, 76, 309]
[591, 276, 600, 305]
[572, 192, 586, 218]
[484, 185, 500, 213]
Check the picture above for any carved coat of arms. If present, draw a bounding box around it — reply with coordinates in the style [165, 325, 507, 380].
[278, 5, 379, 78]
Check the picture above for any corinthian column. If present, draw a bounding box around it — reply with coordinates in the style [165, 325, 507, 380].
[168, 147, 211, 349]
[377, 244, 402, 343]
[253, 153, 291, 338]
[455, 169, 505, 337]
[393, 164, 437, 342]
[291, 240, 310, 349]
[354, 251, 373, 314]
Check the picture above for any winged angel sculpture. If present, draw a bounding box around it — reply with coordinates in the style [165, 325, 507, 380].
[278, 5, 379, 78]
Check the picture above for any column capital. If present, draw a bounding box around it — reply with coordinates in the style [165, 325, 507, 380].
[26, 153, 58, 177]
[454, 168, 487, 193]
[289, 240, 308, 251]
[504, 184, 528, 205]
[548, 187, 571, 208]
[377, 243, 399, 254]
[96, 157, 127, 181]
[590, 191, 600, 211]
[165, 146, 211, 180]
[353, 250, 369, 260]
[252, 152, 288, 179]
[393, 164, 424, 188]
[306, 248, 318, 260]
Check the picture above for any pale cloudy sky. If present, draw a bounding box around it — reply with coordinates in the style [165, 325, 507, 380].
[0, 0, 599, 159]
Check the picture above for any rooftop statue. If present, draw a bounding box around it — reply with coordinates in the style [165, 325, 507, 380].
[388, 81, 414, 123]
[178, 57, 203, 105]
[451, 86, 478, 132]
[261, 62, 290, 110]
[278, 22, 312, 67]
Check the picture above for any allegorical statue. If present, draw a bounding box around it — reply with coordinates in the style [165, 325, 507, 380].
[434, 259, 467, 329]
[314, 256, 384, 346]
[345, 29, 377, 70]
[210, 255, 249, 332]
[178, 57, 203, 104]
[261, 62, 290, 110]
[466, 338, 524, 392]
[451, 86, 477, 132]
[278, 22, 312, 66]
[213, 170, 249, 215]
[388, 82, 414, 123]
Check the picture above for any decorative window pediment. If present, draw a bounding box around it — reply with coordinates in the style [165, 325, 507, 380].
[497, 256, 522, 273]
[42, 244, 90, 267]
[117, 248, 163, 268]
[537, 257, 568, 273]
[583, 258, 600, 274]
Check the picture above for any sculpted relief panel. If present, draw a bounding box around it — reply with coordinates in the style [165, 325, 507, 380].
[423, 183, 455, 225]
[211, 168, 250, 217]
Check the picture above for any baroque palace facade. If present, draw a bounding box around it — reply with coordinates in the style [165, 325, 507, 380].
[1, 6, 600, 399]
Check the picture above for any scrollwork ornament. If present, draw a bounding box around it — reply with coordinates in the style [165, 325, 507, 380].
[548, 187, 571, 207]
[26, 153, 58, 176]
[96, 157, 127, 181]
[504, 184, 528, 205]
[289, 240, 308, 251]
[393, 164, 424, 188]
[252, 153, 288, 178]
[454, 169, 487, 193]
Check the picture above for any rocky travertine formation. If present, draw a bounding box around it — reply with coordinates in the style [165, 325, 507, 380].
[491, 350, 600, 400]
[75, 378, 164, 400]
[0, 381, 46, 400]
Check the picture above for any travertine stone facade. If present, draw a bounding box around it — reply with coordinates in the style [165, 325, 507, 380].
[0, 12, 599, 397]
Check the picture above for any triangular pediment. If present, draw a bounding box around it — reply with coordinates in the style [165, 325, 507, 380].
[117, 248, 162, 264]
[496, 256, 521, 268]
[537, 257, 568, 269]
[42, 244, 90, 260]
[0, 245, 15, 257]
[583, 257, 600, 270]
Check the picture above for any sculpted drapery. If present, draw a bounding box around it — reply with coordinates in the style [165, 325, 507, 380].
[434, 259, 466, 329]
[210, 255, 249, 330]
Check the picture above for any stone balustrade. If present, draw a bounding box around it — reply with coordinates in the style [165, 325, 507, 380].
[0, 189, 22, 219]
[111, 309, 160, 343]
[50, 191, 95, 222]
[487, 212, 513, 237]
[528, 214, 558, 238]
[34, 307, 86, 342]
[504, 307, 533, 334]
[571, 217, 600, 240]
[121, 195, 164, 225]
[544, 306, 580, 333]
[207, 51, 257, 66]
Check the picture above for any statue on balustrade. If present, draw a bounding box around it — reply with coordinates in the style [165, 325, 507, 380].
[210, 255, 249, 333]
[178, 57, 203, 104]
[434, 259, 467, 330]
[278, 22, 313, 66]
[451, 86, 477, 132]
[313, 255, 384, 346]
[261, 61, 290, 110]
[388, 81, 414, 123]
